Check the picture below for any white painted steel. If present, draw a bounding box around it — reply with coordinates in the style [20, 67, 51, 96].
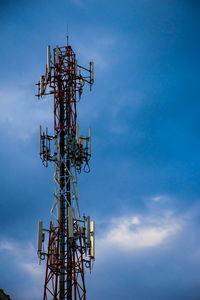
[90, 221, 95, 259]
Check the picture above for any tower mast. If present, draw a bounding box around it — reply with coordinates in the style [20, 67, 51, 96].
[36, 37, 95, 300]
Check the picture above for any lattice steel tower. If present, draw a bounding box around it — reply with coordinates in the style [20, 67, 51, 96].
[36, 36, 95, 300]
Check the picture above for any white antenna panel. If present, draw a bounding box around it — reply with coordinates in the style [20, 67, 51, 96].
[90, 221, 95, 259]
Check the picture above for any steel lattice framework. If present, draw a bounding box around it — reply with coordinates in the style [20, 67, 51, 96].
[36, 37, 95, 300]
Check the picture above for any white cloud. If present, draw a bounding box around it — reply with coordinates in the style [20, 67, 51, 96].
[74, 33, 117, 70]
[132, 216, 140, 224]
[21, 262, 43, 279]
[0, 238, 44, 299]
[0, 239, 44, 279]
[0, 84, 53, 141]
[0, 240, 15, 251]
[97, 211, 183, 255]
[0, 239, 45, 285]
[152, 196, 163, 202]
[151, 194, 172, 203]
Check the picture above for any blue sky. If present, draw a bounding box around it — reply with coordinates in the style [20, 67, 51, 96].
[0, 0, 200, 299]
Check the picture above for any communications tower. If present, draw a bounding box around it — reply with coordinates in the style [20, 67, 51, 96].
[36, 36, 95, 300]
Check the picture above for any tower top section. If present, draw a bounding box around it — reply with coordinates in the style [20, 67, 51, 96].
[36, 39, 94, 133]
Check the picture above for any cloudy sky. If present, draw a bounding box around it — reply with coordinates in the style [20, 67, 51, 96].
[0, 0, 200, 299]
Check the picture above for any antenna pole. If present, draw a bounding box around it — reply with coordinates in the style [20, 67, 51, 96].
[67, 25, 69, 47]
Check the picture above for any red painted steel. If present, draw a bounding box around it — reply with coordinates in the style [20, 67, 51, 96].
[43, 222, 86, 300]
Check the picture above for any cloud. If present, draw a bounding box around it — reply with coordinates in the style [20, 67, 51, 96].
[97, 210, 183, 255]
[141, 194, 176, 210]
[151, 194, 173, 203]
[0, 84, 53, 141]
[0, 239, 44, 278]
[21, 262, 43, 279]
[0, 238, 44, 300]
[0, 240, 15, 251]
[152, 195, 163, 202]
[74, 32, 117, 70]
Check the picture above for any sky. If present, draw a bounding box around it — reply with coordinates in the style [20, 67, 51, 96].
[0, 0, 200, 299]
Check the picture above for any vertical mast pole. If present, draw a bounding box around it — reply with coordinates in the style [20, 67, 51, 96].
[59, 78, 66, 299]
[66, 46, 72, 300]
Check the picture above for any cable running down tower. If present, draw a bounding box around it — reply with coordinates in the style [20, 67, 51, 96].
[36, 36, 95, 300]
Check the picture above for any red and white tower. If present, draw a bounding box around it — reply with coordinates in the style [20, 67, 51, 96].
[36, 36, 95, 300]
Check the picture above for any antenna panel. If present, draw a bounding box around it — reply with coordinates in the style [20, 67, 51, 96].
[75, 59, 78, 75]
[79, 136, 84, 148]
[39, 125, 42, 155]
[87, 216, 90, 248]
[90, 221, 95, 259]
[55, 46, 59, 64]
[37, 220, 43, 255]
[90, 62, 94, 82]
[47, 45, 51, 74]
[68, 206, 74, 238]
[76, 124, 79, 143]
[40, 76, 44, 95]
[89, 127, 91, 155]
